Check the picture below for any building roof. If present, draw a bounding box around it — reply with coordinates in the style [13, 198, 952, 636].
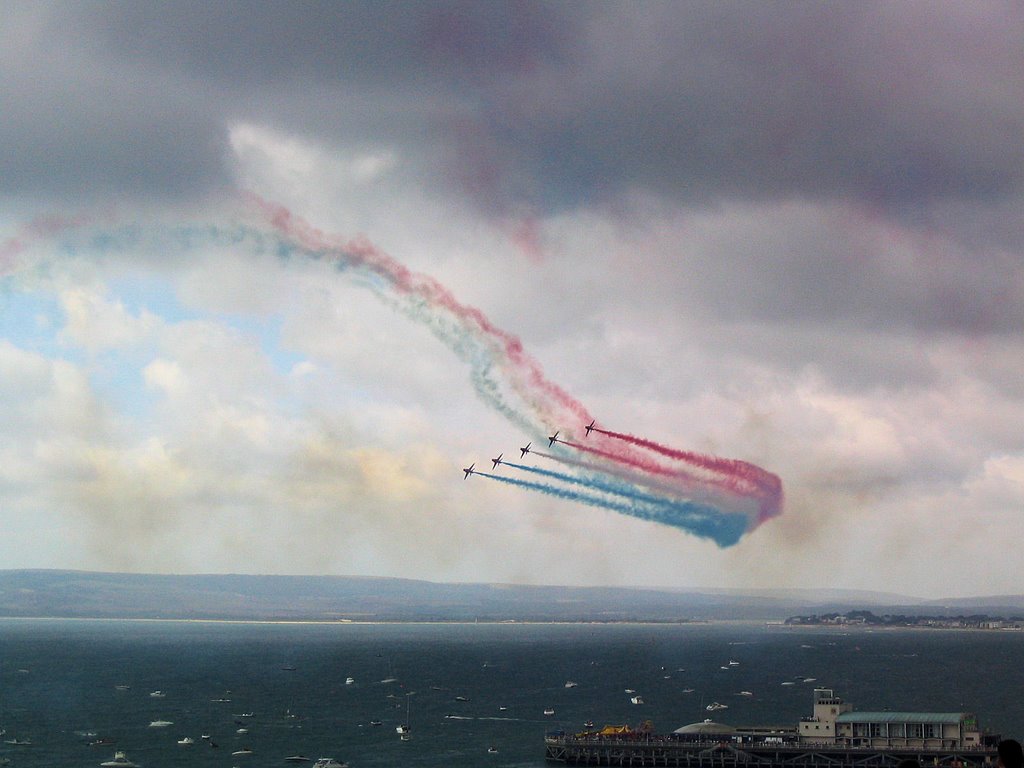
[674, 720, 736, 735]
[836, 712, 969, 724]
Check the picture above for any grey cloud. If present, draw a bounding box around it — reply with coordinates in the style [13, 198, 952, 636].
[8, 2, 1021, 216]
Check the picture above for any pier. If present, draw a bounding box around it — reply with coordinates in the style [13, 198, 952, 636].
[544, 734, 998, 768]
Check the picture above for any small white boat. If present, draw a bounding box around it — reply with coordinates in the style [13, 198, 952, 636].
[149, 691, 166, 698]
[487, 746, 498, 754]
[236, 728, 249, 734]
[564, 681, 578, 688]
[148, 720, 173, 728]
[738, 691, 754, 697]
[100, 752, 138, 768]
[630, 696, 644, 705]
[201, 734, 211, 740]
[231, 748, 254, 756]
[177, 737, 194, 745]
[729, 660, 740, 666]
[543, 708, 555, 716]
[4, 738, 31, 746]
[706, 702, 728, 711]
[312, 760, 348, 768]
[345, 677, 354, 685]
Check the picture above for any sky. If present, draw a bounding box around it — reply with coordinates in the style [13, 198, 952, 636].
[1, 1, 1023, 599]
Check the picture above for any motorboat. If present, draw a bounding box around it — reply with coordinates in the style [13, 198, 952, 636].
[311, 760, 348, 768]
[345, 677, 354, 685]
[564, 681, 578, 688]
[543, 708, 555, 716]
[148, 720, 173, 727]
[284, 757, 311, 763]
[231, 748, 254, 756]
[706, 702, 728, 711]
[630, 696, 644, 705]
[149, 691, 165, 698]
[100, 752, 138, 768]
[177, 737, 194, 745]
[487, 746, 498, 754]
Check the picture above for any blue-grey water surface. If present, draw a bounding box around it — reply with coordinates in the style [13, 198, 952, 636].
[0, 620, 1021, 768]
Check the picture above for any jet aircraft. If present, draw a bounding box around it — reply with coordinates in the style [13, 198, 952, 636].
[462, 463, 475, 479]
[491, 453, 503, 470]
[519, 442, 532, 458]
[585, 419, 596, 437]
[548, 431, 559, 447]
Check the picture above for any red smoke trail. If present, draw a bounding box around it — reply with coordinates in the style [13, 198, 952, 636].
[253, 197, 591, 429]
[590, 427, 783, 523]
[557, 437, 762, 508]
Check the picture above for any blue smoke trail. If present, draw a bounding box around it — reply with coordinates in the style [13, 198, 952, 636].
[477, 471, 747, 547]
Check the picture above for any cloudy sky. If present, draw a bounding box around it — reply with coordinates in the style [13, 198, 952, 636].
[2, 1, 1022, 598]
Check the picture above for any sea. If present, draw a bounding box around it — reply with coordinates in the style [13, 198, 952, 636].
[0, 619, 1022, 768]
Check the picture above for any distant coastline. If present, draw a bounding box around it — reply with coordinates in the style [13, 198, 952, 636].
[2, 569, 1024, 624]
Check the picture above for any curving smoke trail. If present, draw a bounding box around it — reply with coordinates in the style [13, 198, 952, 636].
[2, 197, 782, 544]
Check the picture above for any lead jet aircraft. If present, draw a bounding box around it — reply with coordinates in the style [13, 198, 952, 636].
[548, 431, 559, 447]
[491, 453, 503, 470]
[519, 442, 532, 458]
[584, 419, 596, 437]
[462, 463, 475, 479]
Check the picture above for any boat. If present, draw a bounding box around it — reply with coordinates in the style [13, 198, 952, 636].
[706, 702, 728, 711]
[100, 752, 138, 768]
[369, 720, 382, 727]
[114, 684, 130, 691]
[543, 708, 555, 716]
[236, 728, 249, 734]
[3, 738, 31, 745]
[454, 695, 469, 702]
[583, 721, 595, 728]
[738, 690, 754, 696]
[396, 693, 412, 736]
[90, 737, 116, 747]
[149, 691, 165, 698]
[311, 760, 348, 768]
[148, 720, 173, 727]
[487, 746, 498, 754]
[564, 681, 578, 688]
[345, 677, 354, 685]
[630, 696, 644, 705]
[284, 757, 311, 763]
[231, 748, 254, 756]
[177, 737, 194, 745]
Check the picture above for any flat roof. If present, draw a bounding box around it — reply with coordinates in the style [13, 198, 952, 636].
[836, 713, 970, 724]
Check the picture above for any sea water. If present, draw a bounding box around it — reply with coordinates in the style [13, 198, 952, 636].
[0, 619, 1021, 768]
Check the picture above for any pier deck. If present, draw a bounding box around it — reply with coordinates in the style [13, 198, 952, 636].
[544, 736, 998, 768]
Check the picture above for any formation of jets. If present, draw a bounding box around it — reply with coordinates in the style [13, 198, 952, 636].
[463, 421, 597, 479]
